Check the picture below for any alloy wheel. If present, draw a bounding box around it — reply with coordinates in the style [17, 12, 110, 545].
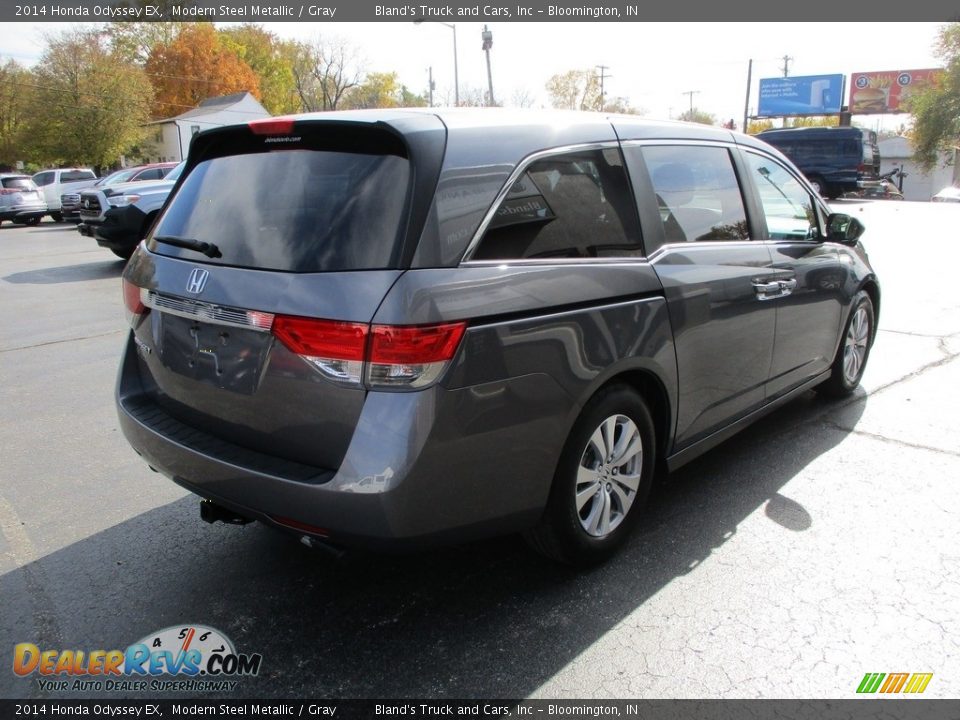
[576, 414, 643, 538]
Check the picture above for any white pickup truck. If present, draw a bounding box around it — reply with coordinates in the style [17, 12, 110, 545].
[32, 168, 99, 222]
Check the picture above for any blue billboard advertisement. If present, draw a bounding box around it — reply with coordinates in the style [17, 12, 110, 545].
[758, 74, 845, 116]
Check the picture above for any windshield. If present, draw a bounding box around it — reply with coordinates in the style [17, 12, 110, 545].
[100, 169, 138, 186]
[165, 162, 186, 182]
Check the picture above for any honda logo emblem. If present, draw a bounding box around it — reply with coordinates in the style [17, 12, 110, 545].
[186, 268, 209, 295]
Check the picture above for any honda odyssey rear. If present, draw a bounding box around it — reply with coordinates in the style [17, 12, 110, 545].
[118, 109, 879, 564]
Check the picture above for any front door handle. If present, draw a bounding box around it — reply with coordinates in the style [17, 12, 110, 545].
[753, 280, 782, 300]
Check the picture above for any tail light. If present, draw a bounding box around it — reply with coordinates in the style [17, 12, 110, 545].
[272, 317, 367, 385]
[272, 316, 467, 390]
[122, 278, 146, 326]
[368, 323, 467, 388]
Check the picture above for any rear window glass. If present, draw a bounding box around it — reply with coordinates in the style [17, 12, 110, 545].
[151, 149, 409, 272]
[62, 170, 96, 182]
[2, 177, 36, 190]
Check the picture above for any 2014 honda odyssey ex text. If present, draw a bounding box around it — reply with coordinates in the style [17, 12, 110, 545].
[117, 109, 879, 564]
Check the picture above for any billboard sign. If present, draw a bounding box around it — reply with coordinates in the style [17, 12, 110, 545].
[850, 69, 942, 114]
[758, 74, 845, 116]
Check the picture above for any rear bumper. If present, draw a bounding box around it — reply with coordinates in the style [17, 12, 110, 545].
[115, 332, 563, 549]
[1, 204, 47, 221]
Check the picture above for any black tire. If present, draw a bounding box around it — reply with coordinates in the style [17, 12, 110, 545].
[817, 290, 875, 398]
[808, 176, 828, 197]
[50, 212, 63, 223]
[25, 216, 40, 226]
[525, 384, 656, 565]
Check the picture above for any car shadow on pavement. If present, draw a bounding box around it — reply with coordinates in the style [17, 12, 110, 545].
[0, 391, 865, 700]
[3, 260, 125, 285]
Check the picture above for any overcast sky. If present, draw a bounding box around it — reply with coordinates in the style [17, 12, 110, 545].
[0, 22, 946, 130]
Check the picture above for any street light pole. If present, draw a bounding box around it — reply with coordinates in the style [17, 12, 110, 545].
[446, 22, 459, 107]
[481, 25, 494, 106]
[415, 21, 459, 107]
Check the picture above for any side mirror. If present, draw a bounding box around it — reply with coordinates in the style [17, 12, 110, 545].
[827, 213, 865, 244]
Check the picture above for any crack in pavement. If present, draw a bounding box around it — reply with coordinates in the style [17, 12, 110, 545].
[0, 329, 125, 354]
[819, 420, 960, 458]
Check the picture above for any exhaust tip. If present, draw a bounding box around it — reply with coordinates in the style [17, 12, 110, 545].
[200, 499, 253, 525]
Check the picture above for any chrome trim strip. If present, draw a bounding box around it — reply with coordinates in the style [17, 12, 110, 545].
[462, 256, 649, 268]
[458, 141, 622, 264]
[143, 291, 274, 332]
[473, 295, 663, 329]
[619, 138, 737, 149]
[646, 238, 822, 263]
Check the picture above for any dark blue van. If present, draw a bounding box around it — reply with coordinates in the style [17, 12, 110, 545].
[758, 127, 880, 199]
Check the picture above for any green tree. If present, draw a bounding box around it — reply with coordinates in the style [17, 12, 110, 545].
[219, 24, 298, 115]
[678, 108, 716, 125]
[746, 119, 774, 134]
[546, 70, 600, 111]
[0, 59, 33, 168]
[787, 116, 839, 128]
[603, 96, 644, 115]
[29, 29, 153, 169]
[345, 72, 426, 109]
[908, 23, 959, 170]
[106, 21, 186, 65]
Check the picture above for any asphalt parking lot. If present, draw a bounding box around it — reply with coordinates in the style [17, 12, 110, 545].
[1, 202, 959, 700]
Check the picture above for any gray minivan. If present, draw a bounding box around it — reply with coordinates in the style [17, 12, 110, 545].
[117, 109, 879, 564]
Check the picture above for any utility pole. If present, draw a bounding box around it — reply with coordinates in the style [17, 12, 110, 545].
[682, 90, 700, 119]
[596, 65, 610, 111]
[780, 55, 793, 128]
[742, 58, 753, 134]
[780, 54, 793, 78]
[428, 66, 435, 107]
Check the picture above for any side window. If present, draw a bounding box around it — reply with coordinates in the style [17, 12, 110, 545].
[744, 152, 819, 241]
[642, 145, 748, 243]
[33, 172, 53, 187]
[472, 148, 642, 260]
[138, 169, 161, 180]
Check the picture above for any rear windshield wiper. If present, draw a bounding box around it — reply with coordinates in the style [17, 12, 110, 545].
[153, 235, 222, 259]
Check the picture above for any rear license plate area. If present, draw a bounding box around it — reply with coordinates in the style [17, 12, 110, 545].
[157, 312, 272, 395]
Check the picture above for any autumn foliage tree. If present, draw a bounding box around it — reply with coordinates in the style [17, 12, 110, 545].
[546, 70, 600, 111]
[146, 23, 260, 119]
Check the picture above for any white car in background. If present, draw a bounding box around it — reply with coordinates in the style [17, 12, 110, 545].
[32, 167, 98, 221]
[931, 185, 960, 203]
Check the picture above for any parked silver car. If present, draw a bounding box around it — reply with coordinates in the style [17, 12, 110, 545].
[0, 174, 47, 226]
